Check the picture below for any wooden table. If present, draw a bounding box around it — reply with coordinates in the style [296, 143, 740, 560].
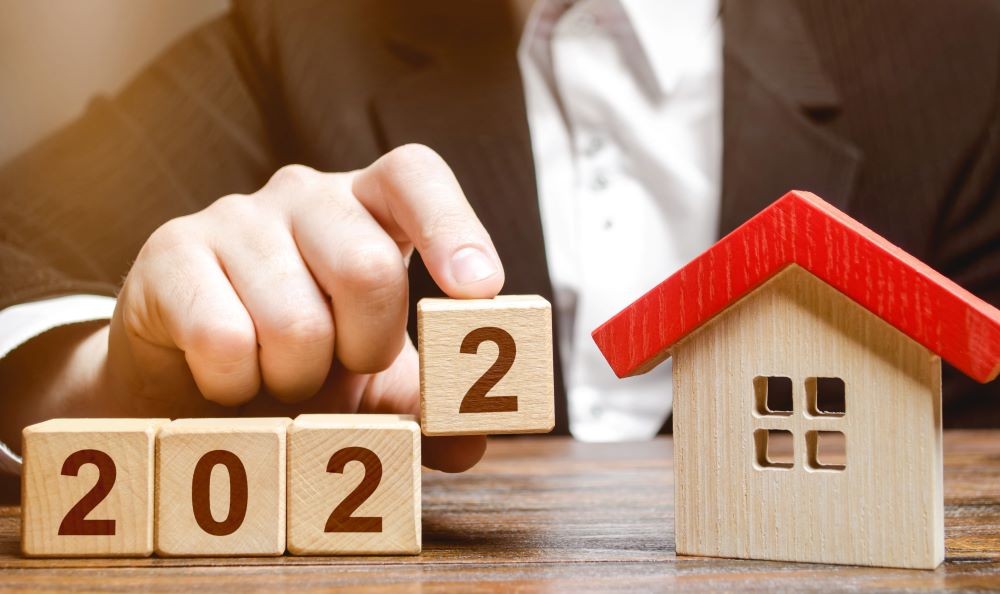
[1, 432, 999, 592]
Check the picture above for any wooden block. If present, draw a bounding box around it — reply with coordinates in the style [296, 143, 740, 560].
[287, 414, 420, 555]
[418, 295, 554, 436]
[155, 418, 290, 557]
[21, 418, 168, 557]
[671, 265, 944, 568]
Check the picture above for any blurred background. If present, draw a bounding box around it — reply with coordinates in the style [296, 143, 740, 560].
[0, 0, 227, 165]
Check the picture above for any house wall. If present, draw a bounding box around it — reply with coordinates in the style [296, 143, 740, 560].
[672, 264, 943, 569]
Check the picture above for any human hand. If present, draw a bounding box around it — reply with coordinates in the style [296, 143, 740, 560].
[106, 144, 503, 471]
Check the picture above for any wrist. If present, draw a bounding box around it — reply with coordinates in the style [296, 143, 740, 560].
[61, 322, 123, 416]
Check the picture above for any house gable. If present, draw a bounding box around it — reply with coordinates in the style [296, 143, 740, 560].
[592, 191, 1000, 384]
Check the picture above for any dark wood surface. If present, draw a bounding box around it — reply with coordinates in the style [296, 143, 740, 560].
[1, 432, 999, 592]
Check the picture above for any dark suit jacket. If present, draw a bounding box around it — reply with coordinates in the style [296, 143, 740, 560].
[2, 0, 999, 431]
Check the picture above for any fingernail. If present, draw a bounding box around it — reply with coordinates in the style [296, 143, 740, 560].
[451, 247, 499, 285]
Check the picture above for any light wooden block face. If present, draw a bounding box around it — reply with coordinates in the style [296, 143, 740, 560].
[672, 266, 944, 569]
[155, 418, 289, 556]
[418, 295, 554, 436]
[21, 418, 168, 557]
[287, 414, 420, 555]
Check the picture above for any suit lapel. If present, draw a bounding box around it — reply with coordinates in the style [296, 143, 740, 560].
[719, 0, 862, 235]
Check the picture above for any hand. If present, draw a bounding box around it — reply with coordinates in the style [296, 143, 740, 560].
[103, 144, 503, 471]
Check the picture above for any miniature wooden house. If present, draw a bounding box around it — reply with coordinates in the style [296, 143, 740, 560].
[592, 191, 1000, 569]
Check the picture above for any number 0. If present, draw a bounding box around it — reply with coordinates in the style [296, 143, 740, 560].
[191, 450, 248, 536]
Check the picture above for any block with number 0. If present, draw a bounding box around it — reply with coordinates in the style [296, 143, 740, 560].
[418, 295, 555, 436]
[155, 417, 290, 556]
[286, 414, 420, 555]
[21, 418, 168, 557]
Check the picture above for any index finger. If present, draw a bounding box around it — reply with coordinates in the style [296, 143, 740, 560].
[351, 144, 505, 299]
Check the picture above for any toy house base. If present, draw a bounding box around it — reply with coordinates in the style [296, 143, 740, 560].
[672, 265, 944, 569]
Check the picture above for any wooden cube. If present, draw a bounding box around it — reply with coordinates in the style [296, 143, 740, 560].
[418, 295, 554, 436]
[155, 417, 290, 556]
[21, 418, 168, 557]
[287, 414, 420, 555]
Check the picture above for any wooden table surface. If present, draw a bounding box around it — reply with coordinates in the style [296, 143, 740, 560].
[1, 431, 999, 592]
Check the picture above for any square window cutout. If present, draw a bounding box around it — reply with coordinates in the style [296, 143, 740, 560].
[806, 430, 846, 471]
[753, 428, 793, 469]
[753, 376, 793, 416]
[807, 377, 846, 417]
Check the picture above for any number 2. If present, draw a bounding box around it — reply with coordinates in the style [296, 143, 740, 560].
[325, 447, 382, 533]
[459, 326, 518, 413]
[58, 449, 117, 536]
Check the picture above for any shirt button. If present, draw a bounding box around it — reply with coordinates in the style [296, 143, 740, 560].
[572, 11, 596, 33]
[583, 136, 604, 157]
[590, 173, 609, 191]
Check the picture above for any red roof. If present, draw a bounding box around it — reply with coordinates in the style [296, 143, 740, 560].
[592, 191, 1000, 383]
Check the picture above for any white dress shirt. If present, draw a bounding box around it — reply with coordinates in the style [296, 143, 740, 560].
[0, 0, 723, 471]
[519, 0, 722, 440]
[0, 295, 116, 360]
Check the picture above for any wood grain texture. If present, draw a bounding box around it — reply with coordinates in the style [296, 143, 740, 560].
[20, 419, 168, 558]
[673, 266, 943, 568]
[418, 295, 555, 436]
[2, 434, 1000, 591]
[155, 418, 290, 557]
[287, 414, 420, 555]
[592, 190, 1000, 383]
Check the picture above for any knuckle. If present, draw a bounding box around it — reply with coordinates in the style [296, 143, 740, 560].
[144, 217, 195, 255]
[267, 164, 319, 192]
[268, 310, 333, 350]
[381, 143, 446, 182]
[209, 193, 258, 219]
[186, 317, 257, 365]
[419, 210, 475, 247]
[339, 244, 406, 294]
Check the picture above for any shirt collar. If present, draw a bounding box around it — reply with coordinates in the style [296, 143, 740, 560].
[519, 0, 720, 97]
[618, 0, 720, 96]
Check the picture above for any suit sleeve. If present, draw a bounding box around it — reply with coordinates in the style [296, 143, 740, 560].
[0, 5, 286, 312]
[931, 66, 1000, 425]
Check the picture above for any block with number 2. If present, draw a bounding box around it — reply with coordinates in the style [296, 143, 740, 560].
[417, 295, 555, 436]
[21, 418, 168, 557]
[287, 414, 420, 555]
